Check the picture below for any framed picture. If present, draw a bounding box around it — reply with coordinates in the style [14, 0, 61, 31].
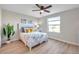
[21, 19, 27, 24]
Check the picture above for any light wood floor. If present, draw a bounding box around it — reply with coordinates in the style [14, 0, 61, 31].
[0, 39, 79, 54]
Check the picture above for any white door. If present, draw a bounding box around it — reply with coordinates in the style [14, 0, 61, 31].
[0, 8, 1, 47]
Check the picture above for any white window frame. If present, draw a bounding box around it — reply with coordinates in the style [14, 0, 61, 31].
[47, 16, 60, 33]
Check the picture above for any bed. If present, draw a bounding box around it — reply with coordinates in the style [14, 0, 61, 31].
[20, 32, 48, 51]
[18, 23, 48, 51]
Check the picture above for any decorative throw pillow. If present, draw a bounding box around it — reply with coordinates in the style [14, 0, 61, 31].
[21, 27, 25, 32]
[28, 28, 33, 32]
[25, 28, 33, 33]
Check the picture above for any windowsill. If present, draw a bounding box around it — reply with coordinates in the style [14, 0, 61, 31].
[48, 32, 61, 34]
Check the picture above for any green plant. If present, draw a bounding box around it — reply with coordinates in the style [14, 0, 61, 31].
[3, 24, 15, 41]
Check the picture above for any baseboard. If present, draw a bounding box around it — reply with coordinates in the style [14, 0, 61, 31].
[1, 39, 19, 45]
[48, 37, 79, 46]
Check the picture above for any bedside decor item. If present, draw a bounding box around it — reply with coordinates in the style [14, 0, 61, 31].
[3, 24, 15, 43]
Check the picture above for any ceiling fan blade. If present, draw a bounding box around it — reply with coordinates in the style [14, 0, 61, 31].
[36, 4, 41, 8]
[32, 10, 40, 11]
[44, 5, 52, 9]
[44, 10, 50, 13]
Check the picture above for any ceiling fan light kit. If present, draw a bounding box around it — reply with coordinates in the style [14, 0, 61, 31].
[40, 10, 44, 12]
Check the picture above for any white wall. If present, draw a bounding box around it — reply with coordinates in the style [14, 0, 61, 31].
[0, 10, 1, 47]
[40, 8, 79, 45]
[2, 9, 38, 43]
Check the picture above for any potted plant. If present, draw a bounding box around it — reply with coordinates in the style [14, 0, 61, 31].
[3, 24, 15, 43]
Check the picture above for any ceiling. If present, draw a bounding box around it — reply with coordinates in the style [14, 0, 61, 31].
[0, 4, 79, 18]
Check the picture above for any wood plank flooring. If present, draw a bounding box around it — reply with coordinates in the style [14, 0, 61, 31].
[0, 39, 79, 54]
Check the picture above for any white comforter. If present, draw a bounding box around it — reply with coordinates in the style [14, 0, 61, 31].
[20, 32, 48, 48]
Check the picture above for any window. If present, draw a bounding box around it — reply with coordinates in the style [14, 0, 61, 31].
[48, 16, 60, 33]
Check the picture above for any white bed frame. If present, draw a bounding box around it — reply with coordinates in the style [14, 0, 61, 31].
[20, 32, 48, 51]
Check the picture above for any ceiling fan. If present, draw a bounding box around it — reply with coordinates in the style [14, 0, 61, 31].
[32, 4, 52, 14]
